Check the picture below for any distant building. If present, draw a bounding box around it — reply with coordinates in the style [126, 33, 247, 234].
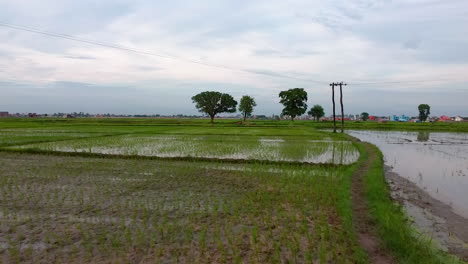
[28, 113, 37, 118]
[454, 116, 464, 122]
[438, 115, 452, 122]
[390, 114, 409, 122]
[0, 111, 8, 118]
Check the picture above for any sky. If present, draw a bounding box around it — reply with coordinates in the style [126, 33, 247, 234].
[0, 0, 467, 116]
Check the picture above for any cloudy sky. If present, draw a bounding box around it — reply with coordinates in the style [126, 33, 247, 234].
[1, 0, 467, 116]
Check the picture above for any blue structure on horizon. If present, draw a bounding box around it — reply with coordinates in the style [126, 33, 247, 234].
[390, 115, 410, 122]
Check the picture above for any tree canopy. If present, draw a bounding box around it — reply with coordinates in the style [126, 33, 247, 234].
[418, 104, 431, 122]
[238, 95, 256, 121]
[191, 91, 237, 123]
[361, 112, 369, 121]
[278, 88, 308, 121]
[308, 105, 325, 122]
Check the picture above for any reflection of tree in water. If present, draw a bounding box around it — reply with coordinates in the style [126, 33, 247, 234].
[340, 141, 344, 165]
[417, 131, 430, 142]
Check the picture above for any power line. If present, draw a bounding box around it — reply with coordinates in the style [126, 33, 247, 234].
[1, 22, 466, 87]
[0, 21, 328, 84]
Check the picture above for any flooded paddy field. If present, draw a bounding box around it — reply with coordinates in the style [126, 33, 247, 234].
[0, 120, 370, 263]
[348, 130, 468, 258]
[2, 118, 465, 263]
[0, 130, 109, 147]
[0, 152, 361, 263]
[8, 134, 359, 164]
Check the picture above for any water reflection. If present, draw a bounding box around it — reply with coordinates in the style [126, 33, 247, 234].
[347, 130, 468, 218]
[417, 131, 430, 142]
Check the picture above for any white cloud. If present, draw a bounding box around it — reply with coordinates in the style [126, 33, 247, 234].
[0, 0, 467, 115]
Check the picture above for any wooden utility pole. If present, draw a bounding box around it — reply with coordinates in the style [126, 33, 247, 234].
[338, 82, 347, 133]
[330, 83, 337, 133]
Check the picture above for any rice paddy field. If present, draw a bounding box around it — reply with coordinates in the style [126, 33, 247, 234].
[0, 118, 464, 263]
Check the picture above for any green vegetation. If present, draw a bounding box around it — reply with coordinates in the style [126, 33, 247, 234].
[302, 120, 468, 133]
[9, 134, 359, 164]
[361, 112, 369, 121]
[0, 119, 366, 263]
[279, 88, 308, 121]
[308, 105, 325, 122]
[0, 118, 465, 263]
[418, 104, 431, 122]
[238, 95, 257, 122]
[191, 91, 237, 123]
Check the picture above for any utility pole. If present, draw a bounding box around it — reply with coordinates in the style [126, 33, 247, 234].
[330, 83, 337, 133]
[338, 82, 347, 133]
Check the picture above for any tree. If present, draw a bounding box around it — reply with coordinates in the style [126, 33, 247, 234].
[418, 104, 431, 122]
[238, 95, 257, 122]
[278, 88, 308, 121]
[192, 91, 237, 123]
[361, 112, 369, 121]
[308, 104, 325, 122]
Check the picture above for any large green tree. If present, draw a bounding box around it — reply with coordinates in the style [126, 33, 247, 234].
[361, 112, 369, 121]
[278, 88, 308, 121]
[238, 95, 257, 122]
[308, 104, 325, 121]
[418, 104, 431, 122]
[192, 91, 237, 123]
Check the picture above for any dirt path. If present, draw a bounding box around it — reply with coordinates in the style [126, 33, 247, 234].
[351, 141, 395, 264]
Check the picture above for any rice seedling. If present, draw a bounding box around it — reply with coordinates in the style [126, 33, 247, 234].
[0, 152, 363, 263]
[8, 134, 359, 164]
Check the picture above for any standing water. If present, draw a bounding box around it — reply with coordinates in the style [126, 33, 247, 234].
[348, 130, 468, 217]
[348, 130, 468, 258]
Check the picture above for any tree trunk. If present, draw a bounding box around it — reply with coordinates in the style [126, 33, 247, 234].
[243, 113, 247, 122]
[210, 115, 215, 123]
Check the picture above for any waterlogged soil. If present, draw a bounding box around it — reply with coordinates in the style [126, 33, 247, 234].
[348, 130, 468, 259]
[0, 152, 362, 263]
[10, 135, 360, 165]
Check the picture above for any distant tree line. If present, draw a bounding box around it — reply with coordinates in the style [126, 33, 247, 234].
[191, 90, 432, 123]
[192, 88, 325, 123]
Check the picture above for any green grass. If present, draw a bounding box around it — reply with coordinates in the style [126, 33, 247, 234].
[0, 130, 112, 147]
[301, 120, 468, 133]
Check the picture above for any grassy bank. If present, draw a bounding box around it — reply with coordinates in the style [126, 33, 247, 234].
[2, 117, 468, 132]
[302, 120, 468, 133]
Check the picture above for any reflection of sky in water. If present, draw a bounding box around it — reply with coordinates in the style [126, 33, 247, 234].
[348, 130, 468, 218]
[14, 136, 359, 164]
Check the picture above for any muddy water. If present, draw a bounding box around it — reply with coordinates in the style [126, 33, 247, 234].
[348, 130, 468, 217]
[348, 130, 468, 258]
